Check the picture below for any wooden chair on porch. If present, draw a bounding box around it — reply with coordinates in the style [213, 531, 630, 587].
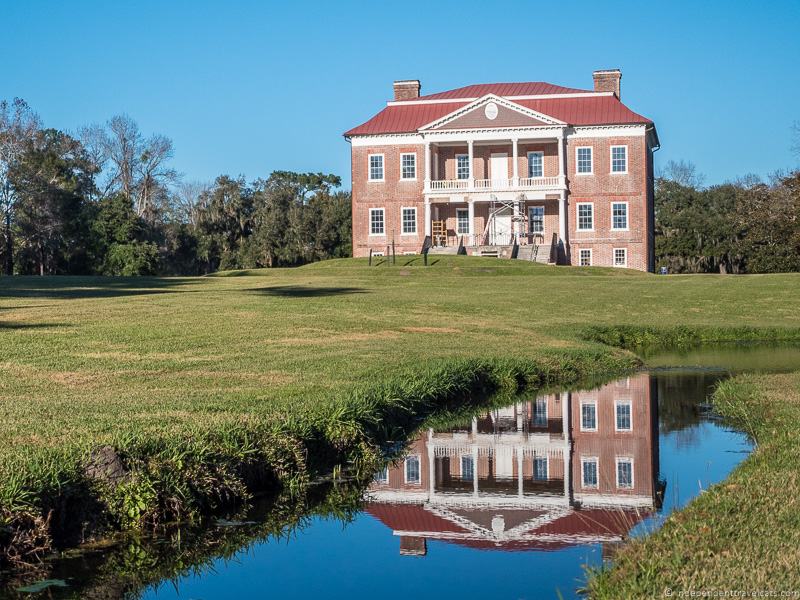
[431, 220, 447, 246]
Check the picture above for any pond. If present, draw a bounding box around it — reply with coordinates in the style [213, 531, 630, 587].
[4, 345, 798, 599]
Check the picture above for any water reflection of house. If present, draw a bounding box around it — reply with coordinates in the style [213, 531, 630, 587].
[367, 374, 662, 554]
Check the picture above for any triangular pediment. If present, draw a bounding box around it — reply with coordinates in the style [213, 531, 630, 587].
[419, 94, 565, 131]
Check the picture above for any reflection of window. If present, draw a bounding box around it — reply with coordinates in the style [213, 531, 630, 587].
[375, 466, 388, 483]
[533, 398, 548, 427]
[460, 455, 474, 481]
[617, 458, 634, 488]
[533, 456, 548, 481]
[405, 456, 420, 484]
[581, 401, 597, 431]
[616, 401, 632, 431]
[582, 458, 599, 488]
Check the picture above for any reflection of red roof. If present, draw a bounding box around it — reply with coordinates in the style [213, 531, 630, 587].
[344, 85, 652, 136]
[365, 503, 650, 552]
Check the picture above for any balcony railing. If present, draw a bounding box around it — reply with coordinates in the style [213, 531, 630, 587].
[425, 176, 563, 194]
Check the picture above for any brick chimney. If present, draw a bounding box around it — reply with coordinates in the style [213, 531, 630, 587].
[593, 69, 621, 99]
[393, 80, 421, 101]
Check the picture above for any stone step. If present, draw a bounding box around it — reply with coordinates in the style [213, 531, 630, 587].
[516, 245, 553, 263]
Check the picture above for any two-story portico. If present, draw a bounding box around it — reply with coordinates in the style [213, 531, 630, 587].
[345, 71, 660, 271]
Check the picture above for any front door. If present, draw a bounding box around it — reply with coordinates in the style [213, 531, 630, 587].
[490, 153, 508, 188]
[490, 207, 513, 245]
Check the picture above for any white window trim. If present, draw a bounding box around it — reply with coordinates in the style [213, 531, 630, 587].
[611, 201, 629, 231]
[368, 153, 385, 182]
[455, 207, 470, 235]
[455, 153, 470, 180]
[533, 397, 548, 426]
[400, 206, 417, 236]
[610, 145, 628, 175]
[400, 152, 417, 181]
[404, 455, 421, 484]
[576, 202, 594, 232]
[372, 251, 384, 257]
[579, 248, 593, 268]
[614, 399, 633, 432]
[575, 146, 593, 175]
[579, 400, 598, 432]
[528, 205, 545, 235]
[527, 151, 544, 178]
[533, 455, 549, 481]
[460, 454, 474, 479]
[368, 207, 385, 237]
[616, 456, 635, 489]
[581, 456, 600, 489]
[613, 247, 628, 268]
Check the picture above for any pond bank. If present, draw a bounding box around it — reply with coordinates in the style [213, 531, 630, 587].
[587, 368, 800, 594]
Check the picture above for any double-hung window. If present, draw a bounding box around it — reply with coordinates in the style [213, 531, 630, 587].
[613, 248, 627, 268]
[400, 153, 416, 180]
[529, 206, 544, 235]
[616, 401, 632, 431]
[527, 151, 544, 178]
[617, 458, 634, 488]
[369, 208, 385, 235]
[533, 456, 548, 481]
[401, 207, 417, 235]
[612, 202, 628, 230]
[581, 401, 597, 431]
[577, 203, 594, 231]
[611, 146, 627, 173]
[368, 154, 384, 181]
[582, 458, 599, 488]
[577, 147, 593, 174]
[456, 154, 470, 180]
[456, 208, 470, 235]
[405, 456, 421, 484]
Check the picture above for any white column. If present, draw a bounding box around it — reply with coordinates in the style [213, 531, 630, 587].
[424, 199, 431, 237]
[424, 140, 431, 191]
[558, 192, 567, 243]
[517, 446, 524, 498]
[557, 131, 566, 186]
[427, 438, 435, 501]
[472, 444, 479, 496]
[467, 199, 475, 245]
[467, 139, 475, 189]
[563, 392, 572, 503]
[512, 138, 519, 186]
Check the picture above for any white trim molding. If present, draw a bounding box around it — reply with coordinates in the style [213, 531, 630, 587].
[418, 93, 567, 130]
[367, 153, 385, 181]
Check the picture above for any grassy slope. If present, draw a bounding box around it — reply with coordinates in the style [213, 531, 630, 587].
[588, 372, 800, 595]
[2, 257, 800, 550]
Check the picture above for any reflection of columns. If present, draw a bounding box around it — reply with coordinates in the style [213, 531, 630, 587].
[517, 447, 524, 498]
[516, 402, 523, 432]
[424, 199, 431, 237]
[467, 200, 475, 244]
[427, 429, 435, 501]
[472, 444, 479, 496]
[467, 140, 474, 188]
[512, 138, 519, 185]
[563, 392, 573, 504]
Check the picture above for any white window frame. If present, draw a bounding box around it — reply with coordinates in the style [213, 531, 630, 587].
[581, 457, 599, 489]
[372, 251, 384, 257]
[576, 146, 593, 175]
[401, 206, 417, 235]
[576, 202, 594, 231]
[533, 397, 548, 427]
[533, 455, 549, 481]
[404, 455, 421, 484]
[460, 454, 474, 481]
[580, 400, 597, 431]
[610, 145, 628, 174]
[456, 208, 470, 235]
[527, 151, 544, 178]
[455, 154, 470, 180]
[613, 247, 628, 268]
[400, 152, 417, 181]
[369, 208, 385, 236]
[615, 399, 633, 432]
[368, 153, 384, 182]
[611, 201, 629, 231]
[616, 457, 634, 489]
[579, 248, 593, 267]
[528, 205, 545, 235]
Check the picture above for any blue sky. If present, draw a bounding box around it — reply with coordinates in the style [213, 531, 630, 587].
[1, 0, 798, 189]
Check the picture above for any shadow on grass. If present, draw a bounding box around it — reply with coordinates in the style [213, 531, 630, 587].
[0, 277, 198, 300]
[249, 285, 369, 298]
[0, 321, 70, 330]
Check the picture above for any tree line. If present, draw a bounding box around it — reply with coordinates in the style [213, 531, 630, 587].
[0, 98, 351, 276]
[655, 159, 800, 274]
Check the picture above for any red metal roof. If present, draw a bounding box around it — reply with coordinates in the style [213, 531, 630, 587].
[344, 83, 653, 137]
[415, 82, 590, 100]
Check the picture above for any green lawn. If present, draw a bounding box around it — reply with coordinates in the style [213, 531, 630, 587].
[2, 257, 800, 564]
